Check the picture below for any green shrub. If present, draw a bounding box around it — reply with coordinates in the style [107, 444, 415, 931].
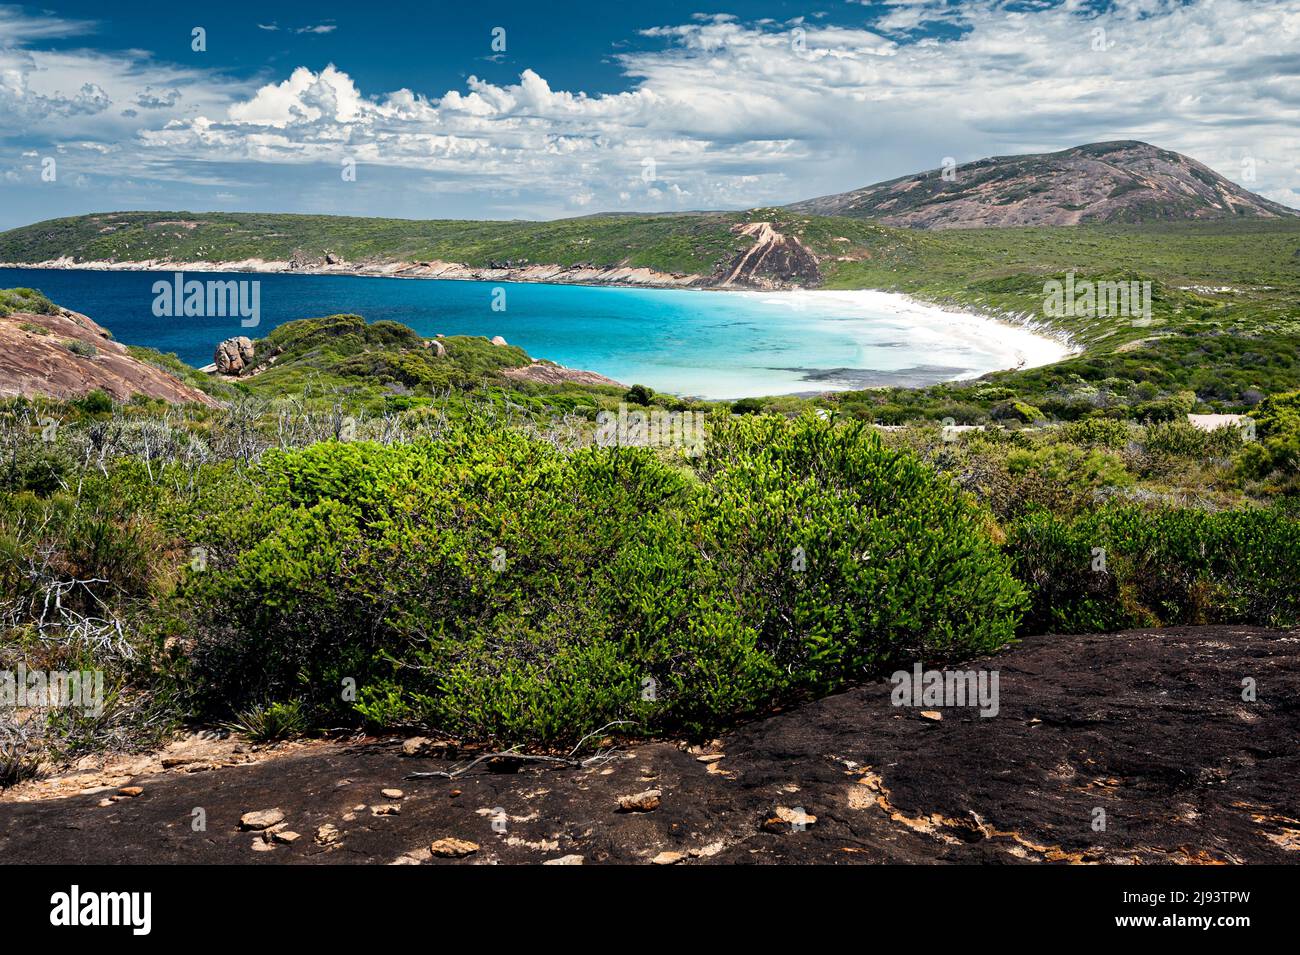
[1008, 503, 1300, 634]
[65, 339, 97, 358]
[991, 399, 1045, 423]
[1143, 419, 1243, 458]
[628, 415, 1026, 726]
[1060, 417, 1134, 449]
[624, 383, 655, 405]
[0, 287, 57, 316]
[180, 416, 1024, 742]
[74, 390, 114, 415]
[1237, 389, 1300, 484]
[226, 700, 308, 743]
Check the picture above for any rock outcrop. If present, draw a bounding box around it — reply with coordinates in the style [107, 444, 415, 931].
[715, 222, 821, 289]
[502, 362, 623, 388]
[214, 336, 255, 375]
[0, 307, 219, 406]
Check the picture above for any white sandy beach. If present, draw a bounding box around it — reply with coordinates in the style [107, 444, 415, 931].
[740, 288, 1076, 380]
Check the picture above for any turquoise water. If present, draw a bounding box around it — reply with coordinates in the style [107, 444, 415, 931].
[0, 267, 1045, 399]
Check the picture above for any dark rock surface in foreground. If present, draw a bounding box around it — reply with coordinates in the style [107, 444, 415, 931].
[1, 626, 1296, 864]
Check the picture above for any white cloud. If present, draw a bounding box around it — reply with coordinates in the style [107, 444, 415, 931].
[0, 4, 95, 43]
[7, 1, 1300, 216]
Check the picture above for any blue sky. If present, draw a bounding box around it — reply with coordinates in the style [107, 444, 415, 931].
[1, 0, 1297, 228]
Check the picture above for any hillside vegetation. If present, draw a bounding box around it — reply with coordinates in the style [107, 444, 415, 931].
[0, 211, 753, 276]
[5, 207, 1299, 420]
[5, 378, 1296, 771]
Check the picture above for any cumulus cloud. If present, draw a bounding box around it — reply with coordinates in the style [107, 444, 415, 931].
[120, 1, 1300, 214]
[7, 1, 1300, 216]
[135, 86, 181, 109]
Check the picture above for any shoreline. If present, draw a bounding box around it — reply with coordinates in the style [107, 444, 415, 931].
[0, 258, 1079, 392]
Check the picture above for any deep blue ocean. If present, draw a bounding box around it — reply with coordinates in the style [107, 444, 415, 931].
[0, 267, 1043, 399]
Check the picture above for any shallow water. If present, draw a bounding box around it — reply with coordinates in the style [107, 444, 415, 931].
[0, 268, 1061, 399]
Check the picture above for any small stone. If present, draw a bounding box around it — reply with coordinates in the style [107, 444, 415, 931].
[696, 754, 725, 764]
[161, 756, 193, 769]
[491, 335, 508, 346]
[543, 855, 584, 865]
[371, 803, 401, 816]
[401, 737, 430, 757]
[97, 798, 113, 808]
[920, 710, 943, 721]
[272, 830, 301, 844]
[239, 808, 286, 831]
[251, 839, 276, 852]
[430, 838, 479, 858]
[617, 789, 662, 812]
[352, 804, 367, 811]
[651, 851, 685, 865]
[762, 806, 817, 832]
[118, 786, 143, 797]
[381, 788, 404, 800]
[342, 812, 358, 822]
[315, 824, 341, 847]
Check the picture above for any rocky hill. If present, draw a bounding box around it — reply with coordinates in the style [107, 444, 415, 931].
[787, 141, 1298, 229]
[0, 289, 217, 406]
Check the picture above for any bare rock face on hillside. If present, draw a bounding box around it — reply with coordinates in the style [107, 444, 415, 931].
[214, 336, 255, 375]
[0, 307, 219, 406]
[787, 141, 1298, 229]
[715, 222, 822, 289]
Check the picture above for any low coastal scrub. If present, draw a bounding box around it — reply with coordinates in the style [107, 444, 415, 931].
[0, 287, 56, 317]
[1008, 503, 1300, 634]
[3, 376, 1299, 770]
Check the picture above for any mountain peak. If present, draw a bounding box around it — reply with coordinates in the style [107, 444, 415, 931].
[787, 142, 1296, 229]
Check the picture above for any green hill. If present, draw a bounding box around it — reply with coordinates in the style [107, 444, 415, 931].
[4, 210, 1300, 416]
